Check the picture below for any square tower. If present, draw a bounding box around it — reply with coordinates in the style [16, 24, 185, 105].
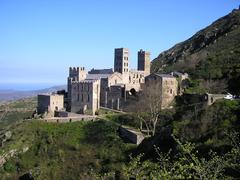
[138, 49, 150, 76]
[67, 67, 87, 111]
[71, 80, 100, 115]
[114, 48, 129, 74]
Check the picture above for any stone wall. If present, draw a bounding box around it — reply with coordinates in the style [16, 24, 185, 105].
[145, 73, 178, 109]
[54, 111, 68, 117]
[161, 77, 178, 108]
[41, 116, 96, 123]
[206, 93, 226, 105]
[118, 126, 144, 145]
[71, 80, 100, 115]
[106, 85, 125, 110]
[37, 94, 64, 114]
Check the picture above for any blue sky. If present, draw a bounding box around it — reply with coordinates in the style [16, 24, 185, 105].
[0, 0, 239, 89]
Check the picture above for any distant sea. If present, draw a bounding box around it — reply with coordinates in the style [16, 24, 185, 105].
[0, 83, 59, 91]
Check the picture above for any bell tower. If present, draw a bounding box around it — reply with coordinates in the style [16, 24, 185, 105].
[138, 49, 150, 76]
[114, 48, 129, 74]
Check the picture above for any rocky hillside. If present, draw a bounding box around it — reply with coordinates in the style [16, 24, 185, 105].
[151, 8, 240, 74]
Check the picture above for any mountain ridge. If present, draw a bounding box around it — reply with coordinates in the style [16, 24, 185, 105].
[151, 8, 240, 73]
[0, 85, 66, 103]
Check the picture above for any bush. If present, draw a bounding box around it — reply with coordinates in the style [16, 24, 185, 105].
[3, 161, 15, 172]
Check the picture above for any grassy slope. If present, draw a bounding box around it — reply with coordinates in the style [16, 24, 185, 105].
[0, 97, 37, 128]
[0, 98, 136, 179]
[0, 120, 135, 179]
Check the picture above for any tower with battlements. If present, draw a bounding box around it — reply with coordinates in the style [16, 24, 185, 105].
[67, 67, 87, 110]
[138, 49, 150, 76]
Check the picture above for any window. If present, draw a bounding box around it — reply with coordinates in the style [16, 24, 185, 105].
[115, 79, 117, 84]
[77, 94, 79, 101]
[81, 94, 84, 102]
[87, 94, 90, 102]
[170, 89, 173, 94]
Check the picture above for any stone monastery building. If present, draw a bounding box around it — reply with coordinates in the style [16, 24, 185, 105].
[37, 48, 181, 116]
[68, 48, 151, 115]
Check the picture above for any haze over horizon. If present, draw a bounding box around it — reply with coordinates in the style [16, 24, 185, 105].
[0, 0, 239, 90]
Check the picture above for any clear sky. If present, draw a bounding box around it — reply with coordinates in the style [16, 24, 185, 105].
[0, 0, 239, 89]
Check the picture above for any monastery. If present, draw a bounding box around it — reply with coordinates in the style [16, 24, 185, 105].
[38, 48, 181, 116]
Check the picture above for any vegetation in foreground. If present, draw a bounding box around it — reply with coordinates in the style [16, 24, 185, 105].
[0, 120, 135, 179]
[0, 96, 240, 179]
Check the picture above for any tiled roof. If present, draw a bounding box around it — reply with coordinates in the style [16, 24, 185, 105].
[88, 68, 113, 74]
[154, 73, 175, 78]
[86, 74, 112, 80]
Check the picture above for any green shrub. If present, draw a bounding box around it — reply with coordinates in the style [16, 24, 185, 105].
[3, 161, 15, 172]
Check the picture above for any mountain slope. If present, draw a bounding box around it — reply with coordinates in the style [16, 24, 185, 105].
[0, 85, 66, 103]
[151, 8, 240, 74]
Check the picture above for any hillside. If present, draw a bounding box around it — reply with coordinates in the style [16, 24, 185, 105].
[151, 8, 240, 94]
[0, 97, 37, 128]
[0, 99, 136, 179]
[0, 97, 239, 179]
[0, 120, 135, 179]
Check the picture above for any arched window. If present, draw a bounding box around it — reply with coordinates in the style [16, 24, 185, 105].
[87, 94, 90, 102]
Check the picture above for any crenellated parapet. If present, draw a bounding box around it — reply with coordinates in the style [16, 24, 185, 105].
[68, 66, 87, 82]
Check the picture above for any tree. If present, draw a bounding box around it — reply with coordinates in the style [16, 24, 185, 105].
[128, 82, 163, 136]
[199, 79, 227, 94]
[122, 132, 240, 179]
